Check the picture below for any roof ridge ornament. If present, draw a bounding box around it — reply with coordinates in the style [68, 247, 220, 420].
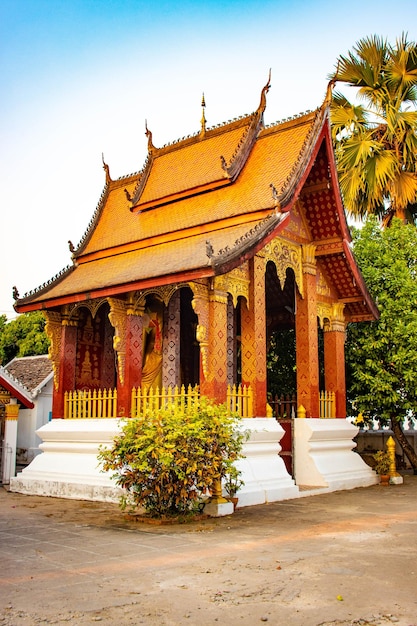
[102, 153, 112, 184]
[200, 93, 207, 136]
[257, 69, 271, 117]
[145, 120, 156, 154]
[324, 61, 339, 106]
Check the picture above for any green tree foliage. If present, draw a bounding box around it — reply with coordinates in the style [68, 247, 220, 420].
[346, 217, 417, 468]
[0, 312, 50, 365]
[98, 398, 246, 518]
[330, 34, 417, 225]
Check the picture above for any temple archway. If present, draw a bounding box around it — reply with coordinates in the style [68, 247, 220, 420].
[179, 287, 200, 387]
[75, 302, 115, 391]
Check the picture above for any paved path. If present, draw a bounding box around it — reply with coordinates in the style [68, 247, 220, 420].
[1, 477, 417, 626]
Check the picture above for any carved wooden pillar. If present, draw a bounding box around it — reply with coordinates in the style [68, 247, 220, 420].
[45, 309, 78, 418]
[240, 254, 267, 416]
[163, 289, 180, 388]
[190, 282, 210, 394]
[324, 303, 347, 418]
[205, 284, 228, 403]
[226, 295, 236, 385]
[108, 297, 144, 418]
[3, 399, 19, 481]
[296, 244, 320, 417]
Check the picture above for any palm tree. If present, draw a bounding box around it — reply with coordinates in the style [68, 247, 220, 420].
[329, 34, 417, 225]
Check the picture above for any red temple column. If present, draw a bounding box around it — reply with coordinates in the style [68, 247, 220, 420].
[45, 310, 78, 418]
[108, 297, 144, 418]
[296, 244, 320, 417]
[241, 254, 267, 416]
[190, 282, 210, 397]
[324, 304, 347, 418]
[205, 287, 228, 403]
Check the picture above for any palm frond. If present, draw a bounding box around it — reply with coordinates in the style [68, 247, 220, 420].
[389, 170, 417, 211]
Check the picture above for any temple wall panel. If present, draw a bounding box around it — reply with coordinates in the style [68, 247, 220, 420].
[206, 289, 228, 402]
[163, 290, 180, 388]
[296, 246, 319, 417]
[324, 304, 347, 418]
[241, 254, 267, 416]
[226, 296, 236, 385]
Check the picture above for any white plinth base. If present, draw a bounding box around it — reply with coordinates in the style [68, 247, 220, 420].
[294, 418, 378, 491]
[229, 418, 299, 506]
[204, 499, 234, 517]
[10, 417, 378, 507]
[390, 475, 404, 485]
[10, 419, 123, 502]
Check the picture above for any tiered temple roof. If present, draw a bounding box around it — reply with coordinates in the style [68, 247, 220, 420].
[14, 79, 378, 323]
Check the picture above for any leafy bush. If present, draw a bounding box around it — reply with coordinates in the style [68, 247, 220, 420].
[98, 397, 245, 518]
[373, 450, 391, 475]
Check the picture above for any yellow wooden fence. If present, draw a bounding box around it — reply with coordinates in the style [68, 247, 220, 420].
[226, 384, 254, 418]
[130, 384, 200, 417]
[319, 390, 336, 418]
[64, 383, 254, 419]
[64, 388, 118, 419]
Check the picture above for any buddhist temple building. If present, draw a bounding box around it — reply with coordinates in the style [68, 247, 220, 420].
[11, 77, 379, 506]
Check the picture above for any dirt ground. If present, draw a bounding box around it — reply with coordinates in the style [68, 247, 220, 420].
[1, 477, 417, 626]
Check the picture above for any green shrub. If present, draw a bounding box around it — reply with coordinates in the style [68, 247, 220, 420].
[98, 397, 246, 518]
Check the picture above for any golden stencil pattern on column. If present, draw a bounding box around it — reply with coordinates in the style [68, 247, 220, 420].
[253, 254, 267, 385]
[263, 237, 303, 297]
[241, 255, 266, 384]
[44, 310, 62, 391]
[208, 289, 228, 384]
[296, 270, 319, 416]
[108, 298, 127, 385]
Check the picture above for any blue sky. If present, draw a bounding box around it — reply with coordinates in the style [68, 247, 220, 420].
[1, 0, 416, 319]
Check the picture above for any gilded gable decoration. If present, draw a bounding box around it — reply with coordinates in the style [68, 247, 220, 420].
[317, 301, 346, 330]
[213, 264, 250, 307]
[132, 285, 180, 309]
[263, 237, 303, 298]
[317, 271, 331, 298]
[65, 298, 108, 322]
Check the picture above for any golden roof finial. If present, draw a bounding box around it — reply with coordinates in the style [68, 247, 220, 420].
[200, 92, 207, 136]
[145, 119, 155, 153]
[257, 69, 271, 115]
[102, 153, 111, 184]
[325, 61, 340, 106]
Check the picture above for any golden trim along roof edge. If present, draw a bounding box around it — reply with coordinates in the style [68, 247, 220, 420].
[212, 211, 290, 273]
[14, 266, 215, 314]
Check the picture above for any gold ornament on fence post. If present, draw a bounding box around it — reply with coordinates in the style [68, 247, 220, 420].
[386, 436, 404, 484]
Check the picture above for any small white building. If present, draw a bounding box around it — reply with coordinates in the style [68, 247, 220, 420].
[0, 355, 53, 469]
